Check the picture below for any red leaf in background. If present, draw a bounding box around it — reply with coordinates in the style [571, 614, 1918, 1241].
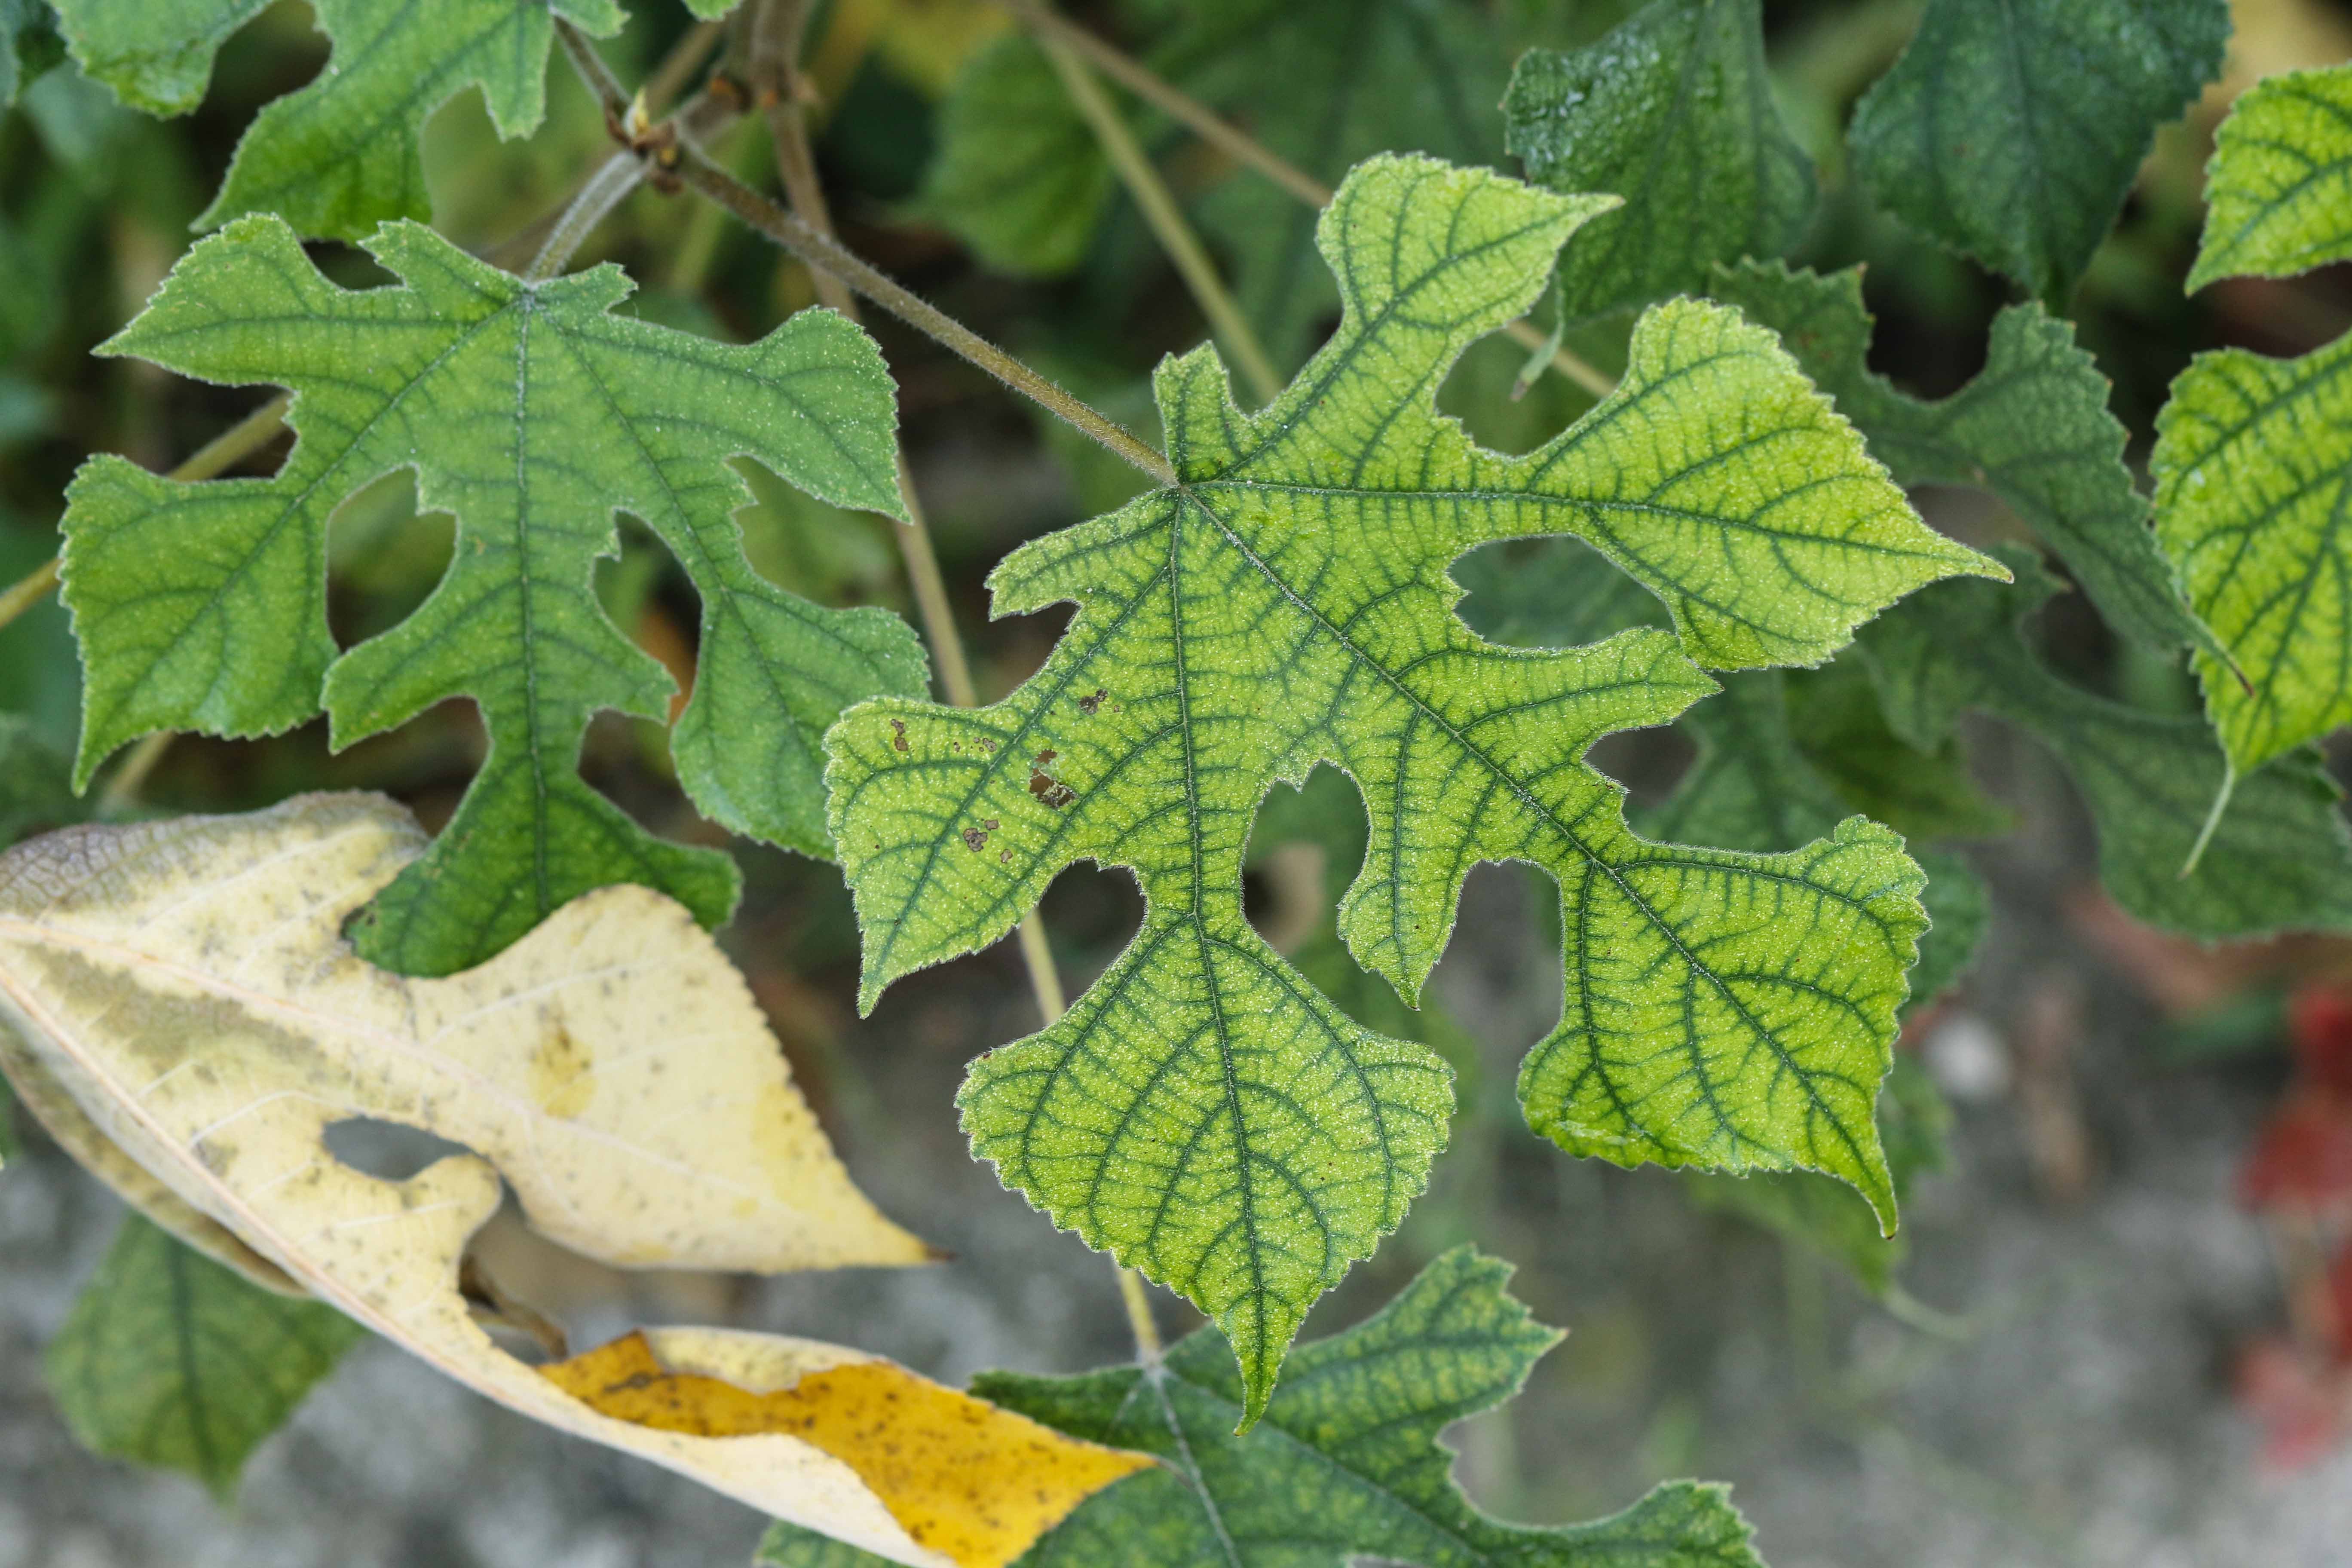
[2235, 1338, 2349, 1471]
[2240, 1096, 2352, 1213]
[2291, 983, 2352, 1100]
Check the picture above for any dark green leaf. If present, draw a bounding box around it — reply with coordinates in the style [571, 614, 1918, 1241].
[1504, 0, 1815, 322]
[46, 1213, 365, 1500]
[1846, 0, 2229, 304]
[760, 1247, 1761, 1568]
[1858, 547, 2352, 939]
[49, 0, 266, 115]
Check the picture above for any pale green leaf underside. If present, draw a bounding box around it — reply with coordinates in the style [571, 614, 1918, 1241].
[1710, 260, 2222, 663]
[1504, 0, 1815, 323]
[65, 214, 923, 977]
[47, 1214, 364, 1499]
[49, 0, 267, 116]
[2158, 68, 2352, 776]
[1861, 548, 2352, 939]
[762, 1248, 1761, 1568]
[2189, 64, 2352, 292]
[1847, 0, 2229, 305]
[2154, 332, 2352, 774]
[827, 153, 1998, 1422]
[920, 32, 1114, 278]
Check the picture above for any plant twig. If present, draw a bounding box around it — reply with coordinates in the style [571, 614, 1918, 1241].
[0, 557, 58, 635]
[1016, 0, 1283, 405]
[558, 15, 1172, 482]
[694, 154, 1177, 483]
[0, 389, 294, 636]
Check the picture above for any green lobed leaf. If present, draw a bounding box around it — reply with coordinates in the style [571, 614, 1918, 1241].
[1846, 0, 2230, 306]
[49, 0, 267, 116]
[46, 1213, 366, 1500]
[1457, 538, 1995, 1008]
[65, 215, 925, 976]
[1859, 547, 2352, 939]
[1503, 0, 1815, 324]
[2187, 64, 2352, 292]
[827, 153, 2000, 1422]
[1709, 260, 2222, 662]
[919, 32, 1117, 277]
[758, 1248, 1762, 1568]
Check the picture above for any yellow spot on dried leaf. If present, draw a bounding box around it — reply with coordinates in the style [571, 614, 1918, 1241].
[546, 1333, 1150, 1568]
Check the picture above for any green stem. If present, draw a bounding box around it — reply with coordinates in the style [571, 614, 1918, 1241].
[1017, 0, 1283, 406]
[0, 557, 58, 635]
[556, 13, 1161, 483]
[526, 152, 646, 281]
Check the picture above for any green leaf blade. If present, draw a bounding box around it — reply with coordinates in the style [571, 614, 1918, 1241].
[1710, 259, 2221, 662]
[831, 153, 1995, 1414]
[46, 1214, 365, 1500]
[1847, 0, 2230, 304]
[1504, 0, 1816, 323]
[1519, 812, 1920, 1231]
[2189, 63, 2352, 292]
[49, 0, 266, 116]
[2154, 321, 2352, 778]
[193, 0, 627, 240]
[67, 215, 924, 976]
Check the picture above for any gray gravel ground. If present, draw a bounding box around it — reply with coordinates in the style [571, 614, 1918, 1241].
[5, 720, 2350, 1568]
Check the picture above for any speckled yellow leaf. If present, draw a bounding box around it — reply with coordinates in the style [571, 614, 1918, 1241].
[0, 794, 1137, 1565]
[545, 1331, 1152, 1568]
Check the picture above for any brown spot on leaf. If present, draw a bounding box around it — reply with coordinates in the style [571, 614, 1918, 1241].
[1077, 689, 1106, 716]
[962, 827, 988, 852]
[1027, 753, 1076, 810]
[889, 719, 909, 753]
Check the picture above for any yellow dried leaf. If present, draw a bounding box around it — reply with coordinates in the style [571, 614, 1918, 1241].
[0, 794, 1137, 1565]
[546, 1331, 1152, 1568]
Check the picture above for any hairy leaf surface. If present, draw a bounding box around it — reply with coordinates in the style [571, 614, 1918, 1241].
[1710, 260, 2220, 661]
[46, 1213, 365, 1499]
[0, 796, 1143, 1565]
[2156, 66, 2352, 778]
[762, 1247, 1762, 1568]
[1859, 549, 2352, 939]
[827, 154, 2000, 1422]
[1846, 0, 2230, 304]
[64, 215, 925, 976]
[49, 0, 267, 115]
[1504, 0, 1814, 323]
[2188, 64, 2352, 291]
